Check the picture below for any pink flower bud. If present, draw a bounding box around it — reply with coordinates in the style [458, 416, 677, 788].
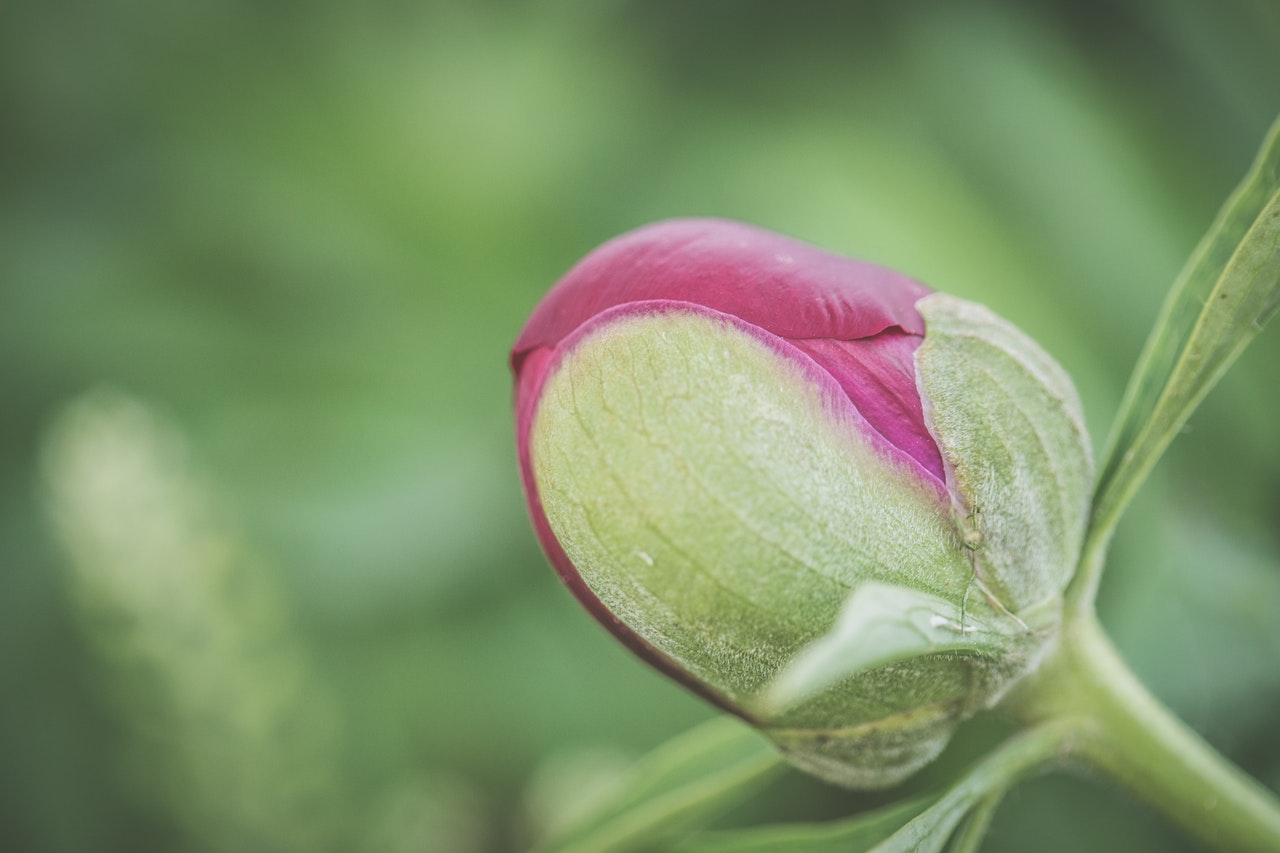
[511, 218, 1092, 787]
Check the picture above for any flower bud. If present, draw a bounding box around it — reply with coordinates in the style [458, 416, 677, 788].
[511, 219, 1092, 788]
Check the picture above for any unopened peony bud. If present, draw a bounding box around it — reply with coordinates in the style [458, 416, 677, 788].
[511, 219, 1092, 788]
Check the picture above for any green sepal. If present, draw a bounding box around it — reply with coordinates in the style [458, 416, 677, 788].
[760, 582, 1033, 714]
[915, 293, 1094, 614]
[762, 701, 960, 791]
[758, 578, 1054, 789]
[532, 308, 980, 728]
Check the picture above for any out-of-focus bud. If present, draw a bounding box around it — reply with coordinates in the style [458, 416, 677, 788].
[511, 219, 1092, 788]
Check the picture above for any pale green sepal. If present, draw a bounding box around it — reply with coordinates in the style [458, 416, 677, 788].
[760, 582, 1028, 715]
[764, 702, 959, 789]
[915, 293, 1094, 614]
[533, 309, 977, 720]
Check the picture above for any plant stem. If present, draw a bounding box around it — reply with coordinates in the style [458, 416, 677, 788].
[1062, 518, 1113, 621]
[1005, 614, 1280, 852]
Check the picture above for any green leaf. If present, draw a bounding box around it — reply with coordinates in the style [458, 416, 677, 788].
[868, 722, 1072, 853]
[668, 724, 1071, 853]
[944, 792, 1004, 853]
[666, 795, 938, 853]
[537, 716, 785, 853]
[759, 583, 1027, 715]
[1089, 113, 1280, 546]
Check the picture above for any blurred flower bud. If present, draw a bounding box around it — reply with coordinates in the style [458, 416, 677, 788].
[511, 219, 1093, 788]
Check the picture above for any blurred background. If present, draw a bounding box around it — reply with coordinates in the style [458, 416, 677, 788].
[3, 1, 1279, 850]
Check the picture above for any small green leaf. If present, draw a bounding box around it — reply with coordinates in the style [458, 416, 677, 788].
[944, 791, 1004, 853]
[1089, 113, 1280, 547]
[760, 583, 1027, 714]
[666, 795, 938, 853]
[868, 783, 983, 853]
[868, 722, 1073, 853]
[668, 724, 1071, 853]
[538, 716, 785, 853]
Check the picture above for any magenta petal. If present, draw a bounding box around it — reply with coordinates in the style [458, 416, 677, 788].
[789, 333, 945, 488]
[512, 217, 943, 487]
[511, 218, 930, 373]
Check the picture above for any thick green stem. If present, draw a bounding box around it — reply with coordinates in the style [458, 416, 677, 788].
[1005, 614, 1280, 852]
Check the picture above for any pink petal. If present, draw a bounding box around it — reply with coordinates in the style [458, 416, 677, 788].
[512, 218, 942, 484]
[512, 218, 928, 372]
[790, 333, 945, 486]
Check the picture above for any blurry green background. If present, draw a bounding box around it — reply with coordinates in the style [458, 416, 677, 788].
[3, 1, 1279, 851]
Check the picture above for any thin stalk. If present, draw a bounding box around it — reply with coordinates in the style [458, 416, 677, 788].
[882, 721, 1080, 853]
[1062, 517, 1114, 621]
[545, 749, 784, 853]
[945, 790, 1007, 853]
[1005, 614, 1280, 852]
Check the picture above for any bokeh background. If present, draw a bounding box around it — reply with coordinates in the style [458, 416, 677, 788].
[3, 1, 1279, 851]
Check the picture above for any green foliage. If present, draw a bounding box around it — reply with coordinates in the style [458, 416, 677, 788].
[41, 392, 346, 851]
